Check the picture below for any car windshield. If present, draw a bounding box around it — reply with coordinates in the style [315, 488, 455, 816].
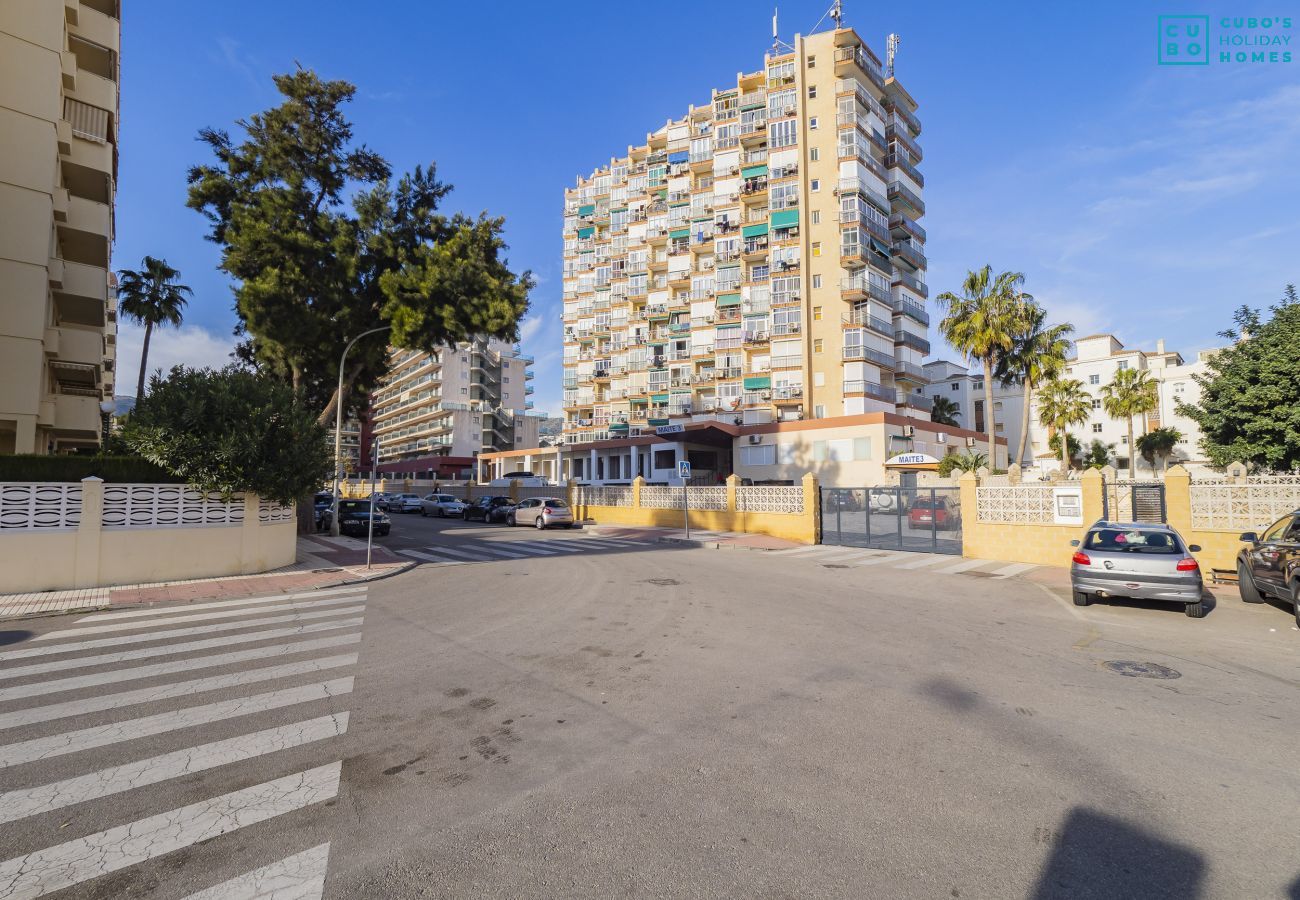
[544, 500, 568, 508]
[1084, 529, 1180, 554]
[912, 499, 944, 509]
[339, 501, 372, 514]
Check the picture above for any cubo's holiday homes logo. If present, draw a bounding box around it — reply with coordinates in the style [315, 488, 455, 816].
[1158, 14, 1293, 65]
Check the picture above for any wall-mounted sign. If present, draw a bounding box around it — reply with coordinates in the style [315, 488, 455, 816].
[886, 453, 940, 466]
[1053, 487, 1084, 525]
[655, 424, 684, 436]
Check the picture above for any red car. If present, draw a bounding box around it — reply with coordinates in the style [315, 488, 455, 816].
[909, 496, 961, 530]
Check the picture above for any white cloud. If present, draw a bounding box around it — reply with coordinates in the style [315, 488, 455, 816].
[517, 315, 546, 345]
[115, 323, 237, 395]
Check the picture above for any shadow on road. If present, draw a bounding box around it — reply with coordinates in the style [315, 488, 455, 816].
[0, 629, 34, 647]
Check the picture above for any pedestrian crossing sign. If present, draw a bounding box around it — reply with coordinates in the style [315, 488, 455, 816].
[678, 461, 691, 480]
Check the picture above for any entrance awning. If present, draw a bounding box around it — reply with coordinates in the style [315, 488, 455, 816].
[884, 452, 941, 471]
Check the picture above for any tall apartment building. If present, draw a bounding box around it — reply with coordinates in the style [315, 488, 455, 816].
[1, 0, 120, 454]
[367, 338, 539, 479]
[1027, 334, 1221, 476]
[561, 26, 928, 448]
[921, 360, 1027, 464]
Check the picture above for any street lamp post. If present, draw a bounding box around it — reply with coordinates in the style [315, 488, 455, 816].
[98, 399, 115, 447]
[331, 326, 390, 536]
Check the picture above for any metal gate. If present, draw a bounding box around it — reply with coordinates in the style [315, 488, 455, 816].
[820, 486, 963, 555]
[1102, 480, 1167, 523]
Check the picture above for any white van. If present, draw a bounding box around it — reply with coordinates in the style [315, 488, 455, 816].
[488, 471, 552, 488]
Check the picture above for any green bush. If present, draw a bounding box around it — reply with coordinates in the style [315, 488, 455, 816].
[0, 455, 181, 483]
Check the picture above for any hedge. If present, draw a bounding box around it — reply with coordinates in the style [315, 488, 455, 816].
[0, 455, 183, 484]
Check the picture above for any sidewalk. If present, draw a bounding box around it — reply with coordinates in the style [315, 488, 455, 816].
[0, 533, 413, 621]
[585, 524, 804, 551]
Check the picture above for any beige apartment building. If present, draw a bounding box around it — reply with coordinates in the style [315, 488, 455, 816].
[560, 26, 929, 452]
[366, 338, 539, 479]
[1, 0, 120, 454]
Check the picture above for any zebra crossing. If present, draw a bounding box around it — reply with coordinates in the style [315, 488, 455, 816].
[0, 584, 366, 898]
[395, 535, 659, 566]
[768, 545, 1039, 579]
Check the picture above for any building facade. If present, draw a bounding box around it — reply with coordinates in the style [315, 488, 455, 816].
[367, 338, 539, 479]
[1027, 335, 1220, 476]
[1, 0, 120, 454]
[560, 26, 929, 451]
[921, 360, 1027, 465]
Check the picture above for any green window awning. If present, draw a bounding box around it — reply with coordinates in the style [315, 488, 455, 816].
[742, 223, 769, 238]
[651, 393, 669, 403]
[610, 422, 630, 431]
[715, 293, 742, 307]
[741, 164, 768, 178]
[716, 323, 741, 331]
[669, 227, 691, 239]
[743, 375, 772, 390]
[577, 226, 594, 239]
[648, 418, 670, 427]
[578, 204, 595, 216]
[771, 209, 800, 229]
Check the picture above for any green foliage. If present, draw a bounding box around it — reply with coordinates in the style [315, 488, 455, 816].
[1083, 439, 1114, 469]
[117, 256, 192, 404]
[937, 450, 988, 477]
[0, 455, 180, 484]
[994, 301, 1073, 466]
[1048, 431, 1084, 462]
[1040, 378, 1091, 471]
[124, 366, 332, 504]
[1179, 286, 1300, 471]
[929, 395, 960, 427]
[1100, 367, 1159, 477]
[1136, 427, 1182, 474]
[186, 68, 532, 423]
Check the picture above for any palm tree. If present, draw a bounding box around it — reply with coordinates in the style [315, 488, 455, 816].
[117, 256, 192, 405]
[936, 265, 1031, 463]
[1136, 426, 1183, 475]
[1037, 378, 1092, 475]
[995, 302, 1073, 470]
[1099, 368, 1159, 479]
[930, 395, 960, 427]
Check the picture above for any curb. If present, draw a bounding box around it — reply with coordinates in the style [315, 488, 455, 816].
[653, 536, 786, 553]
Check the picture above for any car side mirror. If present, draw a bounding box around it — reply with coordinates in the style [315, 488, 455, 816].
[1238, 532, 1258, 544]
[1069, 539, 1080, 547]
[1187, 544, 1201, 553]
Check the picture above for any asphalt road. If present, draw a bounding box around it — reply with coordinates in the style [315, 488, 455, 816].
[1, 517, 1297, 898]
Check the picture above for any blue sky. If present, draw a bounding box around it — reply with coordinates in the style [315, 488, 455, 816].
[114, 1, 1300, 416]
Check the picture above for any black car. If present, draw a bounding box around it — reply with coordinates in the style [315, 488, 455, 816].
[336, 499, 390, 537]
[1237, 509, 1300, 626]
[463, 495, 514, 523]
[312, 492, 335, 532]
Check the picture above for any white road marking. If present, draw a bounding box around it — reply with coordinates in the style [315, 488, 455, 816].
[0, 654, 358, 731]
[469, 544, 530, 558]
[0, 606, 366, 663]
[935, 558, 992, 575]
[991, 562, 1038, 579]
[512, 540, 584, 552]
[0, 634, 362, 703]
[183, 844, 331, 900]
[0, 678, 354, 769]
[423, 545, 495, 561]
[770, 547, 824, 556]
[0, 762, 342, 900]
[0, 618, 364, 681]
[893, 555, 954, 570]
[74, 586, 367, 622]
[577, 538, 642, 548]
[0, 714, 348, 825]
[396, 549, 466, 565]
[34, 595, 366, 641]
[495, 541, 563, 555]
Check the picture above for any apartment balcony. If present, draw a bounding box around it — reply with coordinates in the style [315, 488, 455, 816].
[833, 45, 886, 91]
[741, 240, 769, 261]
[844, 380, 896, 403]
[887, 294, 930, 325]
[886, 122, 923, 163]
[840, 275, 891, 305]
[892, 269, 929, 298]
[892, 240, 927, 271]
[896, 390, 933, 412]
[58, 196, 111, 268]
[838, 208, 890, 243]
[836, 178, 890, 216]
[48, 326, 104, 368]
[885, 152, 925, 189]
[771, 321, 801, 337]
[53, 260, 109, 326]
[842, 310, 892, 337]
[885, 97, 922, 137]
[743, 331, 770, 347]
[71, 4, 120, 54]
[67, 69, 117, 117]
[894, 359, 930, 384]
[842, 343, 895, 368]
[888, 181, 925, 216]
[889, 212, 927, 244]
[894, 329, 931, 355]
[49, 391, 102, 437]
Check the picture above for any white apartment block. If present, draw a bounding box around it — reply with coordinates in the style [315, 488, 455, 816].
[920, 360, 1027, 464]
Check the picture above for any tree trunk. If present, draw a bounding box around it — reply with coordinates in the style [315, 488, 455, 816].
[982, 358, 996, 467]
[1061, 429, 1071, 475]
[135, 320, 154, 405]
[1127, 417, 1136, 479]
[1016, 378, 1033, 469]
[316, 360, 366, 428]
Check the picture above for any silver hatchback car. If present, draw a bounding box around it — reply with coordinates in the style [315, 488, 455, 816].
[1070, 521, 1205, 617]
[507, 497, 574, 529]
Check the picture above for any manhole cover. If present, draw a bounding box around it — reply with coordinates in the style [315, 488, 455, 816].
[643, 578, 680, 586]
[822, 563, 849, 569]
[1103, 660, 1182, 679]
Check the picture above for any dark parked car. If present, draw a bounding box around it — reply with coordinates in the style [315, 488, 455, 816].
[336, 499, 390, 537]
[1237, 509, 1300, 627]
[312, 492, 335, 532]
[463, 495, 514, 523]
[1070, 521, 1205, 617]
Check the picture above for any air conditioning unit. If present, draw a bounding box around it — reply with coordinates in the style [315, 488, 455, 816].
[748, 434, 763, 444]
[788, 323, 801, 333]
[902, 425, 915, 437]
[936, 432, 947, 443]
[966, 436, 977, 448]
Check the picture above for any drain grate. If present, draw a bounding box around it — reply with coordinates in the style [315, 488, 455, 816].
[643, 578, 680, 586]
[1103, 660, 1181, 679]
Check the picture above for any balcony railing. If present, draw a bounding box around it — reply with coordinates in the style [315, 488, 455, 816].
[893, 240, 927, 270]
[894, 359, 929, 383]
[897, 391, 934, 411]
[885, 152, 925, 188]
[889, 212, 927, 243]
[894, 330, 932, 354]
[842, 344, 896, 368]
[887, 294, 930, 325]
[892, 269, 929, 298]
[841, 275, 892, 304]
[833, 45, 886, 90]
[885, 97, 922, 136]
[843, 380, 896, 403]
[887, 181, 925, 215]
[842, 309, 892, 335]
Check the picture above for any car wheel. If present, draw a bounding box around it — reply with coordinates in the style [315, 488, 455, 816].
[1237, 562, 1265, 603]
[1185, 600, 1206, 618]
[534, 515, 546, 530]
[1072, 590, 1090, 607]
[1292, 582, 1300, 629]
[420, 509, 427, 517]
[506, 514, 515, 527]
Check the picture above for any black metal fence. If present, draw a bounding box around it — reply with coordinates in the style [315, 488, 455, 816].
[820, 486, 963, 555]
[1101, 481, 1168, 524]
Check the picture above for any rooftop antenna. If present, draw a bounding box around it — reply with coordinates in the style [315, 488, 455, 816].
[831, 0, 843, 29]
[887, 32, 900, 76]
[772, 7, 779, 54]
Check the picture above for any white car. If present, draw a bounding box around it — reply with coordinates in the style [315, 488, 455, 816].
[488, 471, 552, 487]
[389, 493, 423, 514]
[420, 494, 467, 517]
